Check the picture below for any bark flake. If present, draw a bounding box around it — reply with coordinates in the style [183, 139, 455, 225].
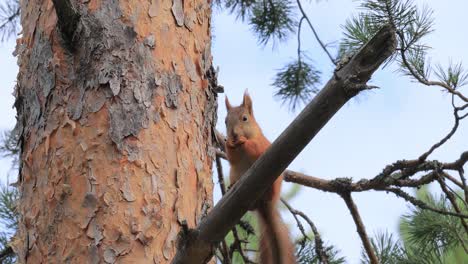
[171, 0, 185, 27]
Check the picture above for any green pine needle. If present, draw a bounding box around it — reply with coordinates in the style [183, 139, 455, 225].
[435, 61, 468, 89]
[296, 239, 346, 264]
[0, 0, 20, 42]
[273, 58, 321, 111]
[249, 0, 296, 45]
[399, 189, 467, 262]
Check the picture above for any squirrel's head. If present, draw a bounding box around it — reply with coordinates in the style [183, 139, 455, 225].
[225, 91, 261, 147]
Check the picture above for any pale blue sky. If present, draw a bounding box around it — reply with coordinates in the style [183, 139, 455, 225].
[1, 0, 467, 263]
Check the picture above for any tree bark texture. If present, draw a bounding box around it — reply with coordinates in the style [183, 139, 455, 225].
[12, 0, 216, 263]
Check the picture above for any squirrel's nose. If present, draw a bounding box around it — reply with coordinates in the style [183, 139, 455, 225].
[231, 132, 239, 141]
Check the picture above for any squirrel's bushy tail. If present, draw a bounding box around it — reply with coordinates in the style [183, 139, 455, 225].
[257, 202, 296, 264]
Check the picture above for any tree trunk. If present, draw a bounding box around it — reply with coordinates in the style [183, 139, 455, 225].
[12, 0, 216, 263]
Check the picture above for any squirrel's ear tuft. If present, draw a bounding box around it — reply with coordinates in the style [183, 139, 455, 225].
[225, 96, 232, 111]
[242, 89, 253, 114]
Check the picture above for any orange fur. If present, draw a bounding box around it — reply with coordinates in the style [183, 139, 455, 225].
[225, 92, 296, 264]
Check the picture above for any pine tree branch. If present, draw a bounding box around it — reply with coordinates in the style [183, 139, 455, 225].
[340, 192, 378, 264]
[216, 144, 467, 204]
[397, 31, 468, 102]
[172, 24, 396, 264]
[51, 0, 80, 46]
[283, 168, 435, 192]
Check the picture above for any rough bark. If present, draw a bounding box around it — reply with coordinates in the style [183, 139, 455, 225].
[12, 0, 216, 263]
[172, 24, 396, 263]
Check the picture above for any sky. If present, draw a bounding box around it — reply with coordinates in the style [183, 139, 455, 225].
[1, 0, 467, 263]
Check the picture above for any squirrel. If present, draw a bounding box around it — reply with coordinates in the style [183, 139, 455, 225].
[224, 91, 296, 264]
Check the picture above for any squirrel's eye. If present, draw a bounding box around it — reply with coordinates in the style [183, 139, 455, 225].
[242, 116, 248, 122]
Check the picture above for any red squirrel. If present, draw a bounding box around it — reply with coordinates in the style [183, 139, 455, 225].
[224, 91, 296, 264]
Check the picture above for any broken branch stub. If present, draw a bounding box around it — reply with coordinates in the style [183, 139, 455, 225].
[171, 24, 396, 264]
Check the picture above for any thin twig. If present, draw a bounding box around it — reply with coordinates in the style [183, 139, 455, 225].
[458, 169, 468, 204]
[442, 180, 468, 208]
[296, 0, 336, 65]
[281, 198, 329, 264]
[340, 192, 378, 264]
[297, 17, 305, 62]
[216, 156, 228, 195]
[231, 227, 255, 263]
[215, 153, 253, 263]
[436, 177, 468, 235]
[220, 239, 232, 264]
[418, 99, 461, 161]
[0, 6, 19, 31]
[384, 187, 468, 218]
[442, 172, 465, 190]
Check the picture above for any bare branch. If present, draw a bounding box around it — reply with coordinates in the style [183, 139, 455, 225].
[216, 147, 466, 197]
[283, 169, 438, 193]
[340, 192, 378, 264]
[172, 24, 396, 264]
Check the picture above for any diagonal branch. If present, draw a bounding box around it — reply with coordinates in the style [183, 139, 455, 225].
[171, 24, 396, 264]
[340, 192, 378, 264]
